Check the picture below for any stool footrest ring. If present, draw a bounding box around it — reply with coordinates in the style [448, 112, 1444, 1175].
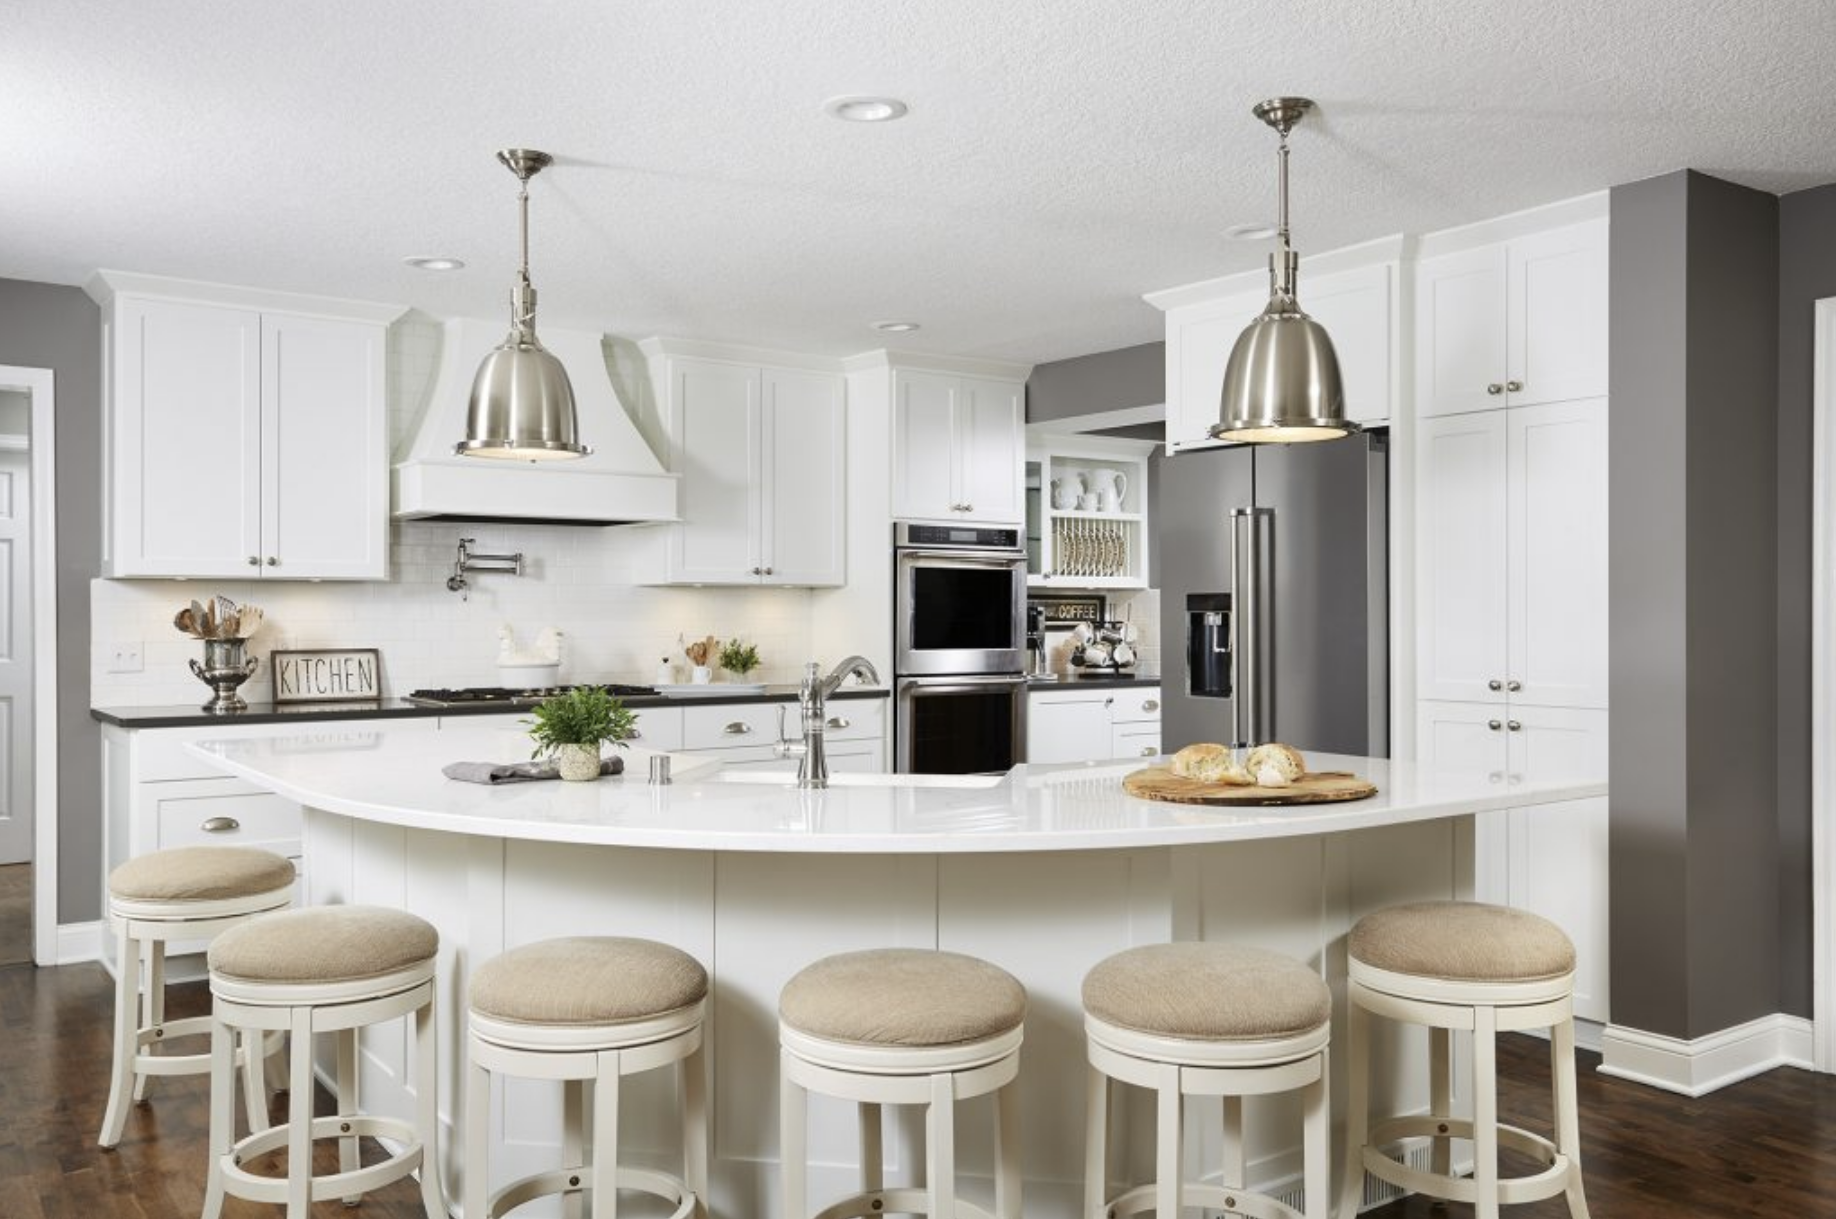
[221, 1114, 424, 1205]
[1106, 1179, 1304, 1219]
[1364, 1115, 1572, 1206]
[813, 1186, 995, 1219]
[489, 1164, 695, 1219]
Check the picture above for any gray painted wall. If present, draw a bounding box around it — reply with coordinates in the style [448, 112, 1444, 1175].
[0, 278, 102, 924]
[1608, 171, 1782, 1039]
[1025, 341, 1163, 424]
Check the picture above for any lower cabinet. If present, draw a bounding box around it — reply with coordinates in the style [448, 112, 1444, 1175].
[1029, 685, 1163, 764]
[1416, 699, 1609, 1022]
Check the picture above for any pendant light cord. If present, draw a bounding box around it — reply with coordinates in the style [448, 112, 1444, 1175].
[1274, 124, 1294, 298]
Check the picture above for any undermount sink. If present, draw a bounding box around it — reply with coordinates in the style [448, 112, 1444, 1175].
[709, 769, 1004, 790]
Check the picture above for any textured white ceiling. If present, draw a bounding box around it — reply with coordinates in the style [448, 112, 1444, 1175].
[6, 1, 1834, 364]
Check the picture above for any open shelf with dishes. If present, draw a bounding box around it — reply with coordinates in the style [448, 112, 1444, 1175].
[1024, 435, 1154, 589]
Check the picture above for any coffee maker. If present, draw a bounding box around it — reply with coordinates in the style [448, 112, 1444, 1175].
[1026, 604, 1048, 677]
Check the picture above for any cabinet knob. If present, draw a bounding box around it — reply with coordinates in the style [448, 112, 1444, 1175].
[1506, 379, 1524, 393]
[1142, 699, 1160, 712]
[1140, 745, 1157, 757]
[963, 503, 973, 513]
[1487, 719, 1503, 731]
[628, 728, 643, 740]
[247, 556, 260, 567]
[1488, 771, 1504, 784]
[750, 567, 761, 575]
[1104, 696, 1114, 708]
[764, 566, 773, 575]
[199, 816, 241, 833]
[1507, 680, 1522, 692]
[723, 722, 753, 735]
[1487, 679, 1503, 691]
[1487, 383, 1504, 395]
[265, 556, 278, 566]
[826, 716, 850, 730]
[1507, 720, 1522, 732]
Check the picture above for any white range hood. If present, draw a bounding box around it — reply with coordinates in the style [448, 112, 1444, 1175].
[392, 319, 679, 525]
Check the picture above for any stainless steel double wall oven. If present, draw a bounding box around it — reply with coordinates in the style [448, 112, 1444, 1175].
[892, 522, 1029, 773]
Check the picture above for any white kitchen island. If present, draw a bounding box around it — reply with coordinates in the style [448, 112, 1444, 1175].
[191, 725, 1606, 1219]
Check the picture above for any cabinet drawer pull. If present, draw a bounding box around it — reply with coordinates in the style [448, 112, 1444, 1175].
[1506, 379, 1524, 393]
[628, 728, 643, 740]
[1487, 720, 1502, 731]
[826, 716, 850, 730]
[1507, 720, 1522, 732]
[1506, 680, 1522, 692]
[200, 816, 241, 833]
[1487, 679, 1503, 691]
[1139, 745, 1157, 757]
[1486, 383, 1504, 395]
[1141, 698, 1160, 712]
[723, 722, 753, 735]
[265, 556, 279, 566]
[1104, 696, 1114, 708]
[247, 556, 260, 567]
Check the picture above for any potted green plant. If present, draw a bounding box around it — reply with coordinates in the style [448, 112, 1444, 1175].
[526, 686, 639, 781]
[718, 637, 761, 680]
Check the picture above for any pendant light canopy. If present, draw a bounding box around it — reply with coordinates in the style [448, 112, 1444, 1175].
[1211, 98, 1358, 445]
[456, 148, 591, 461]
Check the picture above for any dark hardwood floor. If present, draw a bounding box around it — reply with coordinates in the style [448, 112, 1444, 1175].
[7, 959, 1836, 1216]
[0, 864, 30, 966]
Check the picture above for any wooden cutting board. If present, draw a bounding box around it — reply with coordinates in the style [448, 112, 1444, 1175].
[1123, 766, 1378, 806]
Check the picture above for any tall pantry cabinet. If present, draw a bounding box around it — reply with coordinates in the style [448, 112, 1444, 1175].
[1411, 217, 1612, 1022]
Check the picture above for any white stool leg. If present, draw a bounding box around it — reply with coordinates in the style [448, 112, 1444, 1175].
[780, 1050, 807, 1219]
[995, 1071, 1021, 1219]
[926, 1071, 957, 1219]
[683, 1037, 709, 1217]
[1302, 1051, 1329, 1219]
[591, 1049, 622, 1219]
[98, 923, 139, 1148]
[466, 1052, 492, 1219]
[133, 937, 162, 1103]
[1154, 1062, 1182, 1219]
[200, 1008, 237, 1219]
[563, 1079, 587, 1219]
[1472, 1006, 1500, 1219]
[1429, 1024, 1452, 1183]
[1338, 993, 1371, 1219]
[1552, 1018, 1592, 1219]
[1221, 1093, 1245, 1191]
[859, 1102, 883, 1195]
[1083, 1061, 1108, 1219]
[415, 997, 445, 1219]
[286, 1006, 315, 1219]
[241, 1029, 271, 1133]
[337, 1028, 361, 1204]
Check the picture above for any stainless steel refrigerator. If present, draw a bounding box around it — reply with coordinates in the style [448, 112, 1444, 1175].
[1157, 433, 1389, 757]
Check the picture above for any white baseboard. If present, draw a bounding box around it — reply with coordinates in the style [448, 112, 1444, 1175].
[1600, 1013, 1816, 1097]
[55, 920, 104, 966]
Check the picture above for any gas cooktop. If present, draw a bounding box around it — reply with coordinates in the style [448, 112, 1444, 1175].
[403, 684, 659, 709]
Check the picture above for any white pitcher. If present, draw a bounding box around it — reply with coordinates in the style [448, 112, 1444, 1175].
[1086, 467, 1128, 513]
[1050, 469, 1085, 511]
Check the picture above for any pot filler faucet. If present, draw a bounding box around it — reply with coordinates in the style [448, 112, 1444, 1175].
[776, 656, 882, 789]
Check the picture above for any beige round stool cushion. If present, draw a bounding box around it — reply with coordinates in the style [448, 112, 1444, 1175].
[209, 905, 437, 984]
[109, 845, 294, 905]
[470, 937, 708, 1025]
[1349, 900, 1575, 983]
[1083, 943, 1330, 1041]
[781, 949, 1026, 1048]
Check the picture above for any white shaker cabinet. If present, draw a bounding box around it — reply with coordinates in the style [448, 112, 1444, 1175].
[652, 351, 845, 586]
[1417, 219, 1607, 418]
[1029, 685, 1162, 764]
[90, 274, 398, 580]
[891, 369, 1023, 524]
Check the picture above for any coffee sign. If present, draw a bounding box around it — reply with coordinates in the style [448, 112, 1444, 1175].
[271, 649, 382, 704]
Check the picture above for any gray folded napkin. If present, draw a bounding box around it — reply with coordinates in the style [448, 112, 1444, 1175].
[443, 755, 626, 784]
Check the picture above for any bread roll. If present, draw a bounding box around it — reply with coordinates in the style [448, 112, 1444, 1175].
[1170, 743, 1253, 785]
[1253, 763, 1292, 788]
[1245, 743, 1306, 783]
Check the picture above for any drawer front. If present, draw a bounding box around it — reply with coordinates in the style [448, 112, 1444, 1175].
[1112, 722, 1162, 761]
[155, 781, 302, 854]
[136, 718, 437, 781]
[682, 702, 787, 750]
[817, 699, 886, 743]
[1109, 688, 1164, 725]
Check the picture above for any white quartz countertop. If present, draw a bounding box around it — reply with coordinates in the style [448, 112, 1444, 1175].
[189, 725, 1606, 854]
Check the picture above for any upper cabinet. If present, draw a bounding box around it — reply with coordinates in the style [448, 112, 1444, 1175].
[891, 370, 1024, 524]
[1153, 254, 1401, 453]
[1416, 219, 1607, 417]
[89, 273, 401, 580]
[644, 346, 846, 586]
[1024, 434, 1154, 588]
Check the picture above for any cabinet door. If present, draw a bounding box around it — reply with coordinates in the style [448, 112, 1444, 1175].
[957, 377, 1024, 524]
[1416, 245, 1508, 417]
[891, 370, 960, 520]
[667, 358, 762, 583]
[1416, 412, 1510, 703]
[761, 368, 845, 585]
[1163, 289, 1265, 451]
[112, 298, 262, 576]
[1027, 692, 1114, 763]
[1415, 698, 1513, 907]
[1507, 706, 1609, 1021]
[1305, 263, 1394, 427]
[1508, 220, 1608, 409]
[1509, 401, 1608, 709]
[261, 313, 388, 579]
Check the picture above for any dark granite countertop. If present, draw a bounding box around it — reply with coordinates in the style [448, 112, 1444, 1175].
[91, 685, 889, 730]
[1027, 671, 1161, 691]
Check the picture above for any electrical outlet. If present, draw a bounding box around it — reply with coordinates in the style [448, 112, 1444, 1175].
[107, 643, 143, 673]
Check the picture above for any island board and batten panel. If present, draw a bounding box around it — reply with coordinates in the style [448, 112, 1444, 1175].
[193, 725, 1604, 1219]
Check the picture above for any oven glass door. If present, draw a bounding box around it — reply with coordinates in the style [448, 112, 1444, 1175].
[897, 676, 1028, 774]
[896, 550, 1027, 675]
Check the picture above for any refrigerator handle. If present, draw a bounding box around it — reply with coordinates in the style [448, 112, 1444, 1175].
[1230, 508, 1255, 748]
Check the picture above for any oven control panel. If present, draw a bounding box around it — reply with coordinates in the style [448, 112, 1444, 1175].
[897, 523, 1021, 550]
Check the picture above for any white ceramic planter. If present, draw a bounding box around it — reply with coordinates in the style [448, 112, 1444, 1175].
[554, 743, 602, 782]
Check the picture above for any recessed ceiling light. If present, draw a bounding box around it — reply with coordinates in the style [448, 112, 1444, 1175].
[403, 255, 466, 271]
[872, 320, 921, 333]
[824, 95, 909, 123]
[1223, 223, 1278, 241]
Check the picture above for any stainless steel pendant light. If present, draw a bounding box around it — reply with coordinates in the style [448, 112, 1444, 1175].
[1211, 98, 1357, 444]
[456, 148, 591, 460]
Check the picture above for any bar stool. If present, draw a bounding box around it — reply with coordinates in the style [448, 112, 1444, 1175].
[1338, 900, 1590, 1219]
[779, 948, 1026, 1219]
[98, 845, 295, 1148]
[1082, 942, 1332, 1219]
[464, 936, 710, 1219]
[201, 904, 445, 1219]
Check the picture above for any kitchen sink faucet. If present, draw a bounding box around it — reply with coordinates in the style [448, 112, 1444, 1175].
[776, 656, 881, 789]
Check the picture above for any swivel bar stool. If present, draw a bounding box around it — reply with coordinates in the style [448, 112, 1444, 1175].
[99, 845, 294, 1148]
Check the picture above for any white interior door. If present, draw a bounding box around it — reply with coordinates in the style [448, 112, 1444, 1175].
[0, 445, 30, 864]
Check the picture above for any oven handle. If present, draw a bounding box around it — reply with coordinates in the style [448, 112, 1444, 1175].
[897, 674, 1030, 698]
[896, 548, 1027, 567]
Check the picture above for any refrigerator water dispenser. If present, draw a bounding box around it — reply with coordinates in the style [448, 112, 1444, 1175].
[1186, 593, 1231, 698]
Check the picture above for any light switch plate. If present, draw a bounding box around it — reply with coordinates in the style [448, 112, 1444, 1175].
[107, 643, 143, 673]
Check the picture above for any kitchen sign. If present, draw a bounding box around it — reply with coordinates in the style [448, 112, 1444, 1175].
[271, 649, 382, 704]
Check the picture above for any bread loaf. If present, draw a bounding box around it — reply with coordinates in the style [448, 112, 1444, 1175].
[1170, 743, 1252, 785]
[1245, 742, 1306, 783]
